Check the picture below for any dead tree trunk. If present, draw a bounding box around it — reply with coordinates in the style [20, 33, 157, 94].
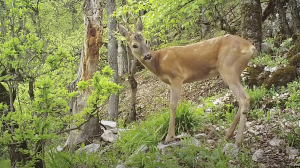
[67, 0, 104, 149]
[241, 0, 262, 52]
[126, 45, 137, 123]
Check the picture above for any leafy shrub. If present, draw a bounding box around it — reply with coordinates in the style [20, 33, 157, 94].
[117, 111, 169, 158]
[246, 86, 267, 109]
[47, 148, 119, 168]
[117, 101, 200, 159]
[174, 101, 200, 134]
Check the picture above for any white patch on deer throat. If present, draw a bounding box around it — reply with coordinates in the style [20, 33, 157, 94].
[163, 54, 169, 61]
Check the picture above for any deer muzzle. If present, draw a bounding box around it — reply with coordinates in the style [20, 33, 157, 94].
[143, 54, 152, 61]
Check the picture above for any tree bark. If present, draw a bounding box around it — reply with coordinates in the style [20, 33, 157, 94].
[117, 40, 127, 76]
[262, 0, 276, 22]
[67, 0, 104, 149]
[241, 0, 262, 52]
[276, 0, 292, 37]
[0, 82, 29, 168]
[107, 0, 119, 120]
[288, 0, 300, 34]
[126, 45, 137, 123]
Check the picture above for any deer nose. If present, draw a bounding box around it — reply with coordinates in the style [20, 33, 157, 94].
[143, 54, 152, 61]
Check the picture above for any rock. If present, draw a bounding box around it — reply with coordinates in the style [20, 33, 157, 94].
[100, 120, 117, 130]
[116, 164, 126, 168]
[101, 130, 117, 142]
[111, 128, 119, 134]
[191, 138, 201, 147]
[134, 144, 149, 154]
[248, 128, 260, 136]
[157, 141, 181, 154]
[261, 42, 273, 54]
[269, 138, 283, 146]
[194, 133, 206, 139]
[207, 139, 215, 145]
[264, 66, 279, 73]
[264, 65, 296, 89]
[77, 143, 101, 154]
[222, 143, 239, 158]
[64, 135, 70, 147]
[252, 149, 264, 162]
[124, 145, 149, 165]
[174, 132, 188, 139]
[57, 145, 63, 152]
[286, 147, 299, 160]
[213, 99, 223, 106]
[245, 121, 252, 128]
[205, 108, 212, 113]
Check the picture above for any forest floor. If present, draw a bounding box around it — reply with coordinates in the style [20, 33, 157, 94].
[118, 70, 300, 168]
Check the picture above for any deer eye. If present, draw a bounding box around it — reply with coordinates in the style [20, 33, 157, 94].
[132, 44, 138, 49]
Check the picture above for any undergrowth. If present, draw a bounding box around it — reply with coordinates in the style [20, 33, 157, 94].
[7, 79, 300, 167]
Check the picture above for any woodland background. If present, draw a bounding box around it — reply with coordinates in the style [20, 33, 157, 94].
[0, 0, 300, 167]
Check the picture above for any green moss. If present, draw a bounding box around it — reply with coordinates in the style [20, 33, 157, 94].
[258, 71, 271, 86]
[288, 53, 300, 67]
[286, 36, 300, 59]
[263, 65, 296, 89]
[273, 34, 288, 48]
[245, 65, 264, 88]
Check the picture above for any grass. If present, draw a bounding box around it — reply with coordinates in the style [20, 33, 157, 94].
[0, 159, 10, 168]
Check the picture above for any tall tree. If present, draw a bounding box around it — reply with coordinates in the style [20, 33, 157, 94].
[288, 0, 300, 34]
[107, 0, 119, 120]
[276, 0, 292, 37]
[241, 0, 262, 52]
[126, 46, 138, 123]
[68, 0, 104, 148]
[119, 0, 138, 123]
[117, 40, 128, 76]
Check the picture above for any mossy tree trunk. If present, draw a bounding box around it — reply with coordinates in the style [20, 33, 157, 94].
[241, 0, 262, 52]
[68, 0, 104, 148]
[107, 0, 119, 120]
[276, 0, 292, 37]
[288, 0, 300, 34]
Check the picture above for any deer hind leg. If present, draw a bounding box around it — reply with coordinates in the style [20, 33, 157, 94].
[165, 78, 182, 142]
[220, 72, 250, 146]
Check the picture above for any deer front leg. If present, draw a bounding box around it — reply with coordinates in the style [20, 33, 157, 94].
[165, 79, 182, 142]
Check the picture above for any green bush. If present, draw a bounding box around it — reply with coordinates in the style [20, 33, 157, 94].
[174, 101, 200, 134]
[117, 101, 201, 160]
[47, 147, 119, 168]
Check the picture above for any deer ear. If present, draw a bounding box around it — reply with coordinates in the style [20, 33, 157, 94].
[135, 18, 143, 32]
[118, 24, 129, 37]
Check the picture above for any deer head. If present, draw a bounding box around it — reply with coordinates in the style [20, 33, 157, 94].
[118, 19, 152, 61]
